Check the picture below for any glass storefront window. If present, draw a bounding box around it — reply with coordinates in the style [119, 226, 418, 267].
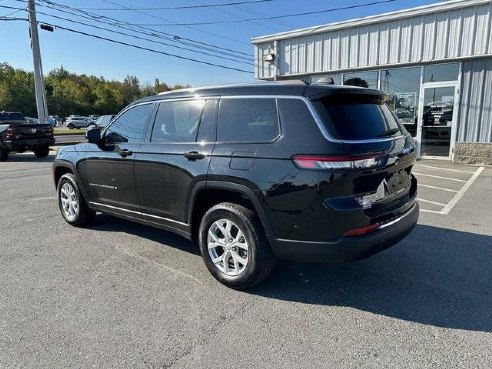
[380, 66, 421, 137]
[343, 71, 378, 89]
[423, 63, 459, 82]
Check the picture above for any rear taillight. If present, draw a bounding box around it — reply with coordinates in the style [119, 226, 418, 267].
[292, 154, 382, 170]
[3, 126, 14, 139]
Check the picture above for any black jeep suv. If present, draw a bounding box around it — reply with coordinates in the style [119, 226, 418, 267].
[53, 81, 419, 289]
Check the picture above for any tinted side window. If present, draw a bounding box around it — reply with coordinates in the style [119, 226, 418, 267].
[151, 99, 206, 143]
[105, 104, 153, 144]
[218, 98, 279, 143]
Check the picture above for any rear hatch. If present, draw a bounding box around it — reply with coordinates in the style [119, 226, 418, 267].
[310, 91, 417, 221]
[7, 122, 54, 140]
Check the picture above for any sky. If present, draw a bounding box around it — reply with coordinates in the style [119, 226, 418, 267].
[0, 0, 444, 87]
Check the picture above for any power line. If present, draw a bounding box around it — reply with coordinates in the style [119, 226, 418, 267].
[190, 0, 281, 32]
[41, 22, 254, 74]
[35, 0, 251, 57]
[30, 1, 252, 62]
[79, 0, 273, 11]
[132, 0, 397, 26]
[34, 9, 252, 65]
[0, 6, 24, 17]
[100, 0, 251, 45]
[223, 0, 294, 28]
[0, 16, 27, 21]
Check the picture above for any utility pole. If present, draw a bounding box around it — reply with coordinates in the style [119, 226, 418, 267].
[27, 0, 48, 124]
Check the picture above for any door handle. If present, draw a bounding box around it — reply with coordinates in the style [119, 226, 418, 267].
[184, 151, 205, 160]
[118, 149, 133, 158]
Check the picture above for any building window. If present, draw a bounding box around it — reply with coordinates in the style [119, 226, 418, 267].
[380, 66, 421, 137]
[343, 71, 378, 89]
[423, 63, 459, 82]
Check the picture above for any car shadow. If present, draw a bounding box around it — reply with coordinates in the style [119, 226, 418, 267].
[3, 154, 56, 163]
[87, 214, 200, 256]
[250, 224, 492, 333]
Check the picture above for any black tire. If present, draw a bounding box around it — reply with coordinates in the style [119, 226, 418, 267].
[199, 202, 275, 290]
[57, 173, 96, 227]
[33, 145, 49, 158]
[0, 147, 8, 162]
[67, 124, 74, 130]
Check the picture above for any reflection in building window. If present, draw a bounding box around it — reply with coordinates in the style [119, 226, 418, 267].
[380, 67, 421, 137]
[343, 71, 378, 89]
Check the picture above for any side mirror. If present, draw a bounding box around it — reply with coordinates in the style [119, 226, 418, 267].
[86, 126, 102, 144]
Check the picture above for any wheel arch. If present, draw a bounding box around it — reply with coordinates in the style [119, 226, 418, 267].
[188, 180, 273, 241]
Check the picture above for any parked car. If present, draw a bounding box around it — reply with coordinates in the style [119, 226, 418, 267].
[87, 114, 115, 129]
[89, 114, 100, 121]
[53, 81, 419, 289]
[47, 115, 62, 127]
[65, 116, 93, 129]
[0, 111, 54, 161]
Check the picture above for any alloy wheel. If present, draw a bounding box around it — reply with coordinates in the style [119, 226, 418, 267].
[207, 219, 249, 276]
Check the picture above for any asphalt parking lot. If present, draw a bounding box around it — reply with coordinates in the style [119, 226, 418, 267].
[1, 153, 491, 368]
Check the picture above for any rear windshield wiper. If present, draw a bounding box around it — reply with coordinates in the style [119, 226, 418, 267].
[376, 128, 400, 137]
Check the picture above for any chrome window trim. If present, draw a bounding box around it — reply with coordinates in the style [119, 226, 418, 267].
[89, 201, 188, 226]
[109, 94, 404, 144]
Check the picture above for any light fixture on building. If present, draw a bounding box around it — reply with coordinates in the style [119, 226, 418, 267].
[263, 53, 276, 62]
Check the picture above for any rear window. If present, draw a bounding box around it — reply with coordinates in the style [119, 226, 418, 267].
[0, 112, 25, 122]
[312, 95, 401, 140]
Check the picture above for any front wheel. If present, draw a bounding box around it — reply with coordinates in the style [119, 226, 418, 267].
[57, 173, 95, 226]
[67, 124, 74, 129]
[33, 145, 49, 158]
[199, 202, 275, 289]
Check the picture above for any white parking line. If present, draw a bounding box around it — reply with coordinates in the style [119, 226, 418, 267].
[416, 164, 476, 174]
[440, 166, 484, 215]
[418, 184, 458, 192]
[420, 209, 444, 214]
[417, 166, 484, 215]
[416, 198, 447, 206]
[413, 172, 467, 182]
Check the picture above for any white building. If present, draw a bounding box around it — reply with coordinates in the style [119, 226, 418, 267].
[252, 0, 492, 163]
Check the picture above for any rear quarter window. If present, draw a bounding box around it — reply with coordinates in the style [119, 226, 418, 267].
[312, 94, 402, 140]
[217, 98, 279, 143]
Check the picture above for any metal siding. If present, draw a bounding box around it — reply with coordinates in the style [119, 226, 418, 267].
[435, 12, 449, 60]
[255, 2, 491, 78]
[389, 21, 401, 64]
[447, 9, 463, 58]
[475, 5, 490, 55]
[313, 35, 325, 71]
[458, 58, 492, 143]
[399, 19, 413, 62]
[461, 7, 476, 56]
[380, 23, 390, 65]
[340, 30, 350, 70]
[358, 26, 369, 67]
[368, 24, 380, 65]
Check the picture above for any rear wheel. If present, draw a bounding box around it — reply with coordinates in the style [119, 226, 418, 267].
[199, 202, 275, 289]
[33, 145, 49, 158]
[57, 173, 95, 226]
[67, 124, 74, 129]
[0, 147, 8, 161]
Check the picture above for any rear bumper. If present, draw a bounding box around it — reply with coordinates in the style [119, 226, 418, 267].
[269, 202, 419, 263]
[4, 137, 55, 151]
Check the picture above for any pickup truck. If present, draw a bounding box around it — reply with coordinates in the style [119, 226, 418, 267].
[0, 111, 55, 161]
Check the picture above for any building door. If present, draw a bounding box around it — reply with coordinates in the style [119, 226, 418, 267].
[417, 82, 459, 159]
